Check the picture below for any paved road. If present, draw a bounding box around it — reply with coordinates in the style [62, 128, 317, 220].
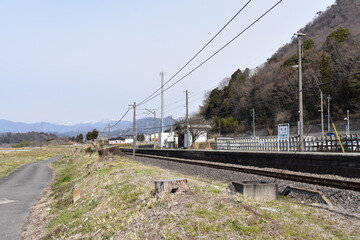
[0, 156, 61, 240]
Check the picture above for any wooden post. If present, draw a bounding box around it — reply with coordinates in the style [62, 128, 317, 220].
[73, 188, 81, 203]
[154, 179, 189, 194]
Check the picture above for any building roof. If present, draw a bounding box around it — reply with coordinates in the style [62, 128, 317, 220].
[109, 137, 125, 141]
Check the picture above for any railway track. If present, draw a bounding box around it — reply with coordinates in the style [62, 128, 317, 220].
[126, 152, 360, 192]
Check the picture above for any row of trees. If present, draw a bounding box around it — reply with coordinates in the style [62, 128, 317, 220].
[68, 134, 84, 143]
[68, 129, 99, 142]
[0, 132, 58, 145]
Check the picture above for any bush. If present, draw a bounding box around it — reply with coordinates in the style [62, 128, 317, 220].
[12, 141, 37, 148]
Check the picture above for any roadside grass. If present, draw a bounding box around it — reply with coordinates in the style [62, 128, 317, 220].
[44, 149, 360, 239]
[0, 146, 72, 178]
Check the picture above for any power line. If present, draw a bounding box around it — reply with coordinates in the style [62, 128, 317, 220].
[137, 0, 253, 106]
[110, 108, 131, 128]
[138, 0, 284, 107]
[164, 95, 206, 115]
[98, 108, 131, 137]
[164, 89, 206, 108]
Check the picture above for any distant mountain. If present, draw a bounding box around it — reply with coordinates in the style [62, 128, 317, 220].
[0, 119, 132, 136]
[0, 117, 178, 137]
[106, 116, 177, 138]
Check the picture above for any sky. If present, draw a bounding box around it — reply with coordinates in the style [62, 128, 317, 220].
[0, 0, 336, 124]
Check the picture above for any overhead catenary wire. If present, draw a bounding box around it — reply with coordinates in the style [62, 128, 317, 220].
[138, 0, 253, 107]
[164, 95, 206, 115]
[98, 108, 131, 137]
[138, 0, 284, 107]
[164, 88, 209, 109]
[110, 108, 131, 128]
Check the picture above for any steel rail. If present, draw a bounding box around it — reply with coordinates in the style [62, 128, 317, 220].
[126, 152, 360, 192]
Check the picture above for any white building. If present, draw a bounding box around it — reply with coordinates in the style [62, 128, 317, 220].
[124, 135, 134, 144]
[149, 132, 178, 148]
[109, 137, 125, 145]
[183, 131, 208, 148]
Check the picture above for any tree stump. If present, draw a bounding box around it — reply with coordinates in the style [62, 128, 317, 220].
[154, 179, 189, 194]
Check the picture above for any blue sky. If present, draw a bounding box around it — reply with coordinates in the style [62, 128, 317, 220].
[0, 0, 335, 124]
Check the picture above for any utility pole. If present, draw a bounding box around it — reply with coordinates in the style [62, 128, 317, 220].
[145, 108, 156, 149]
[218, 120, 221, 137]
[185, 90, 190, 149]
[320, 91, 324, 138]
[160, 72, 165, 149]
[107, 123, 110, 145]
[170, 115, 173, 133]
[327, 95, 331, 132]
[129, 102, 137, 159]
[345, 110, 350, 135]
[170, 116, 174, 149]
[296, 32, 306, 152]
[251, 108, 256, 138]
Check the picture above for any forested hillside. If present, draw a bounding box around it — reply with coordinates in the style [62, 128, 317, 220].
[0, 132, 58, 147]
[200, 0, 360, 134]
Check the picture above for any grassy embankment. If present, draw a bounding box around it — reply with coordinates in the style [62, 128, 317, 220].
[41, 148, 360, 239]
[0, 146, 72, 178]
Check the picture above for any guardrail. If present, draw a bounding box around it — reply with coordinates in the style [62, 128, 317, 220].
[213, 134, 360, 152]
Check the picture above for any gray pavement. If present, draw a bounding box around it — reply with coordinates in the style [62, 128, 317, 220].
[0, 156, 61, 240]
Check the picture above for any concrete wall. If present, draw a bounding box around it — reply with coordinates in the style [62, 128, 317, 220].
[128, 149, 360, 178]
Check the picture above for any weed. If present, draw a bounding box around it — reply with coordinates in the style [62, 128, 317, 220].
[185, 203, 193, 209]
[215, 203, 225, 210]
[162, 231, 181, 240]
[207, 188, 222, 194]
[194, 208, 213, 219]
[133, 168, 154, 176]
[227, 220, 260, 235]
[97, 168, 112, 176]
[160, 217, 172, 226]
[102, 231, 115, 239]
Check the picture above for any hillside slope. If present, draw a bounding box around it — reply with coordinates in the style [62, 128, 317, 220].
[200, 0, 360, 134]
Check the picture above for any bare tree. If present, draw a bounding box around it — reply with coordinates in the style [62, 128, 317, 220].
[174, 115, 211, 146]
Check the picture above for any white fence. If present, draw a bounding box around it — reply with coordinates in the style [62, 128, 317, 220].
[213, 134, 360, 152]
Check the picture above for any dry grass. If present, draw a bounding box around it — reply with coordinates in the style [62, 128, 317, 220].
[26, 149, 360, 239]
[0, 146, 72, 178]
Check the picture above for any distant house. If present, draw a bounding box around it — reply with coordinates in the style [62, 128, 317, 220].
[124, 135, 134, 144]
[109, 137, 125, 145]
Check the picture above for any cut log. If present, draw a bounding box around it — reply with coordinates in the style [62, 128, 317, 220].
[154, 179, 189, 194]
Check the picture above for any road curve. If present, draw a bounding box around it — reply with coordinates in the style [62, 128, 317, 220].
[0, 155, 61, 240]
